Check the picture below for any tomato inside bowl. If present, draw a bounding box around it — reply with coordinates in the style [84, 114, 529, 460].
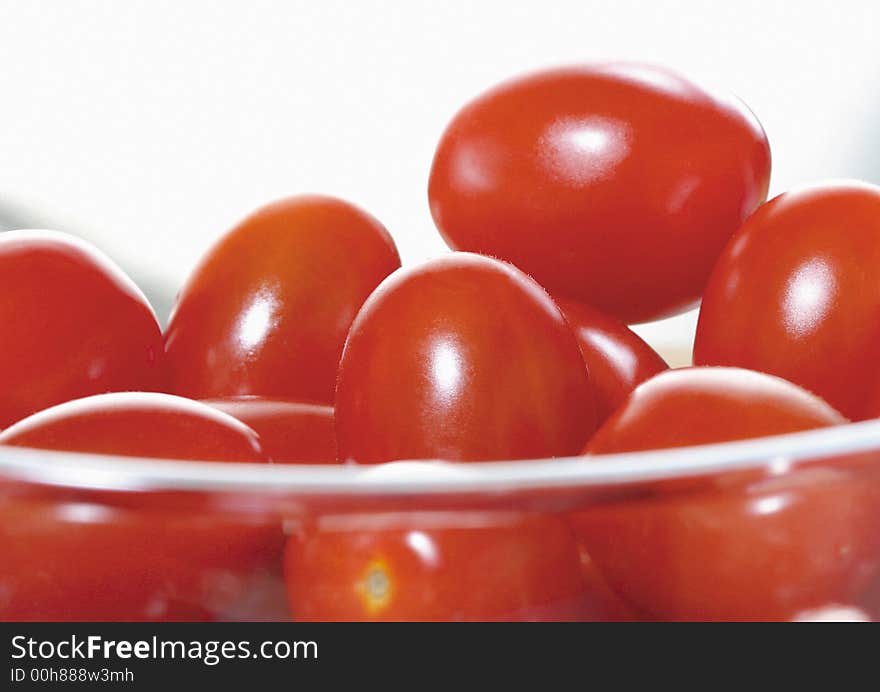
[2, 420, 880, 622]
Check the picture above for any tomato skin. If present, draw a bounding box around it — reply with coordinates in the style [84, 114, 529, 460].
[576, 544, 642, 621]
[571, 471, 880, 621]
[0, 497, 285, 622]
[0, 393, 287, 621]
[284, 512, 593, 621]
[335, 253, 596, 463]
[164, 195, 401, 405]
[429, 64, 771, 324]
[694, 181, 880, 421]
[0, 392, 266, 461]
[571, 366, 876, 621]
[202, 398, 337, 464]
[585, 367, 846, 453]
[0, 231, 164, 430]
[556, 299, 668, 425]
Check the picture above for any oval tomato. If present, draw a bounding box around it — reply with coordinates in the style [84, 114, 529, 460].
[429, 64, 771, 323]
[0, 392, 285, 621]
[694, 181, 880, 420]
[335, 253, 595, 463]
[570, 367, 880, 621]
[0, 231, 164, 430]
[284, 512, 594, 621]
[202, 398, 337, 464]
[0, 392, 266, 461]
[586, 367, 845, 453]
[556, 298, 667, 425]
[164, 195, 401, 405]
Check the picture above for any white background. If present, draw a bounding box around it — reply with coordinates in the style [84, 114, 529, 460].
[0, 0, 878, 359]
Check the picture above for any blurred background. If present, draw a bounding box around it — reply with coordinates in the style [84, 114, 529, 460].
[0, 0, 877, 361]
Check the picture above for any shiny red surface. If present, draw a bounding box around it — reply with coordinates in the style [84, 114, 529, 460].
[586, 367, 846, 453]
[571, 367, 880, 621]
[284, 512, 598, 621]
[202, 398, 337, 464]
[0, 393, 286, 621]
[557, 298, 668, 425]
[335, 253, 596, 463]
[0, 392, 266, 461]
[164, 195, 401, 405]
[429, 64, 771, 323]
[571, 469, 880, 621]
[695, 181, 880, 421]
[0, 231, 164, 430]
[0, 497, 285, 621]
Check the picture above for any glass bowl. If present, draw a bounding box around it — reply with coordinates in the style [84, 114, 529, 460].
[2, 418, 880, 622]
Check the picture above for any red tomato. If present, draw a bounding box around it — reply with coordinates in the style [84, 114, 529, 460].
[694, 181, 880, 421]
[571, 470, 880, 621]
[429, 64, 771, 324]
[284, 512, 594, 621]
[0, 392, 266, 461]
[335, 253, 596, 463]
[860, 388, 880, 421]
[0, 497, 285, 621]
[570, 367, 880, 621]
[576, 544, 642, 621]
[586, 367, 846, 453]
[0, 231, 164, 430]
[164, 195, 401, 405]
[0, 392, 287, 621]
[556, 299, 668, 425]
[202, 398, 337, 464]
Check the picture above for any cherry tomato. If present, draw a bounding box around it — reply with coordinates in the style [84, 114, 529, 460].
[556, 298, 668, 425]
[429, 64, 771, 323]
[571, 469, 880, 621]
[0, 497, 285, 621]
[569, 367, 880, 621]
[284, 512, 593, 621]
[164, 195, 401, 405]
[0, 392, 287, 621]
[0, 392, 266, 461]
[335, 253, 595, 463]
[585, 367, 846, 453]
[202, 398, 337, 464]
[694, 181, 880, 421]
[0, 231, 164, 430]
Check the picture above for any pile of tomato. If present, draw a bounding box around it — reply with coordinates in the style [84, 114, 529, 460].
[2, 63, 880, 621]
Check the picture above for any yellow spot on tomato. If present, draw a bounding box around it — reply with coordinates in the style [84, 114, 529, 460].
[356, 558, 393, 615]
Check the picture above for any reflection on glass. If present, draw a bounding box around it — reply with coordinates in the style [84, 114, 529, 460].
[749, 494, 790, 517]
[406, 530, 439, 567]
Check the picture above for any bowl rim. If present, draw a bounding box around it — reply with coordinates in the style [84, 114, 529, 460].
[1, 418, 880, 496]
